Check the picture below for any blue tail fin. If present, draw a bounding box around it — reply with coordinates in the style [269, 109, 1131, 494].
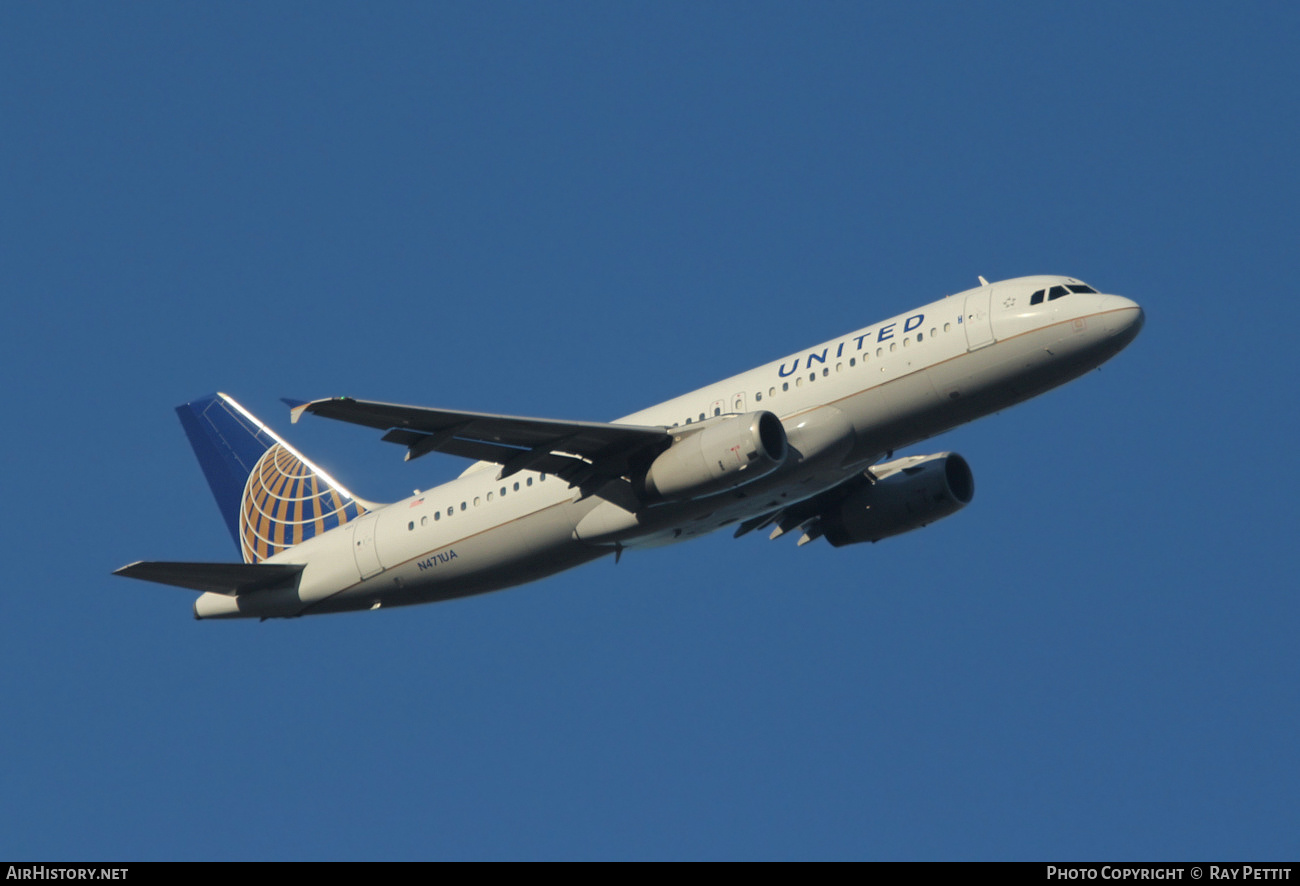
[176, 393, 369, 563]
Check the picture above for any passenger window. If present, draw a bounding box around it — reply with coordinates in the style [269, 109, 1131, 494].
[486, 492, 493, 502]
[782, 382, 789, 392]
[474, 496, 481, 506]
[460, 502, 466, 511]
[755, 392, 762, 402]
[513, 482, 520, 491]
[435, 512, 441, 521]
[408, 521, 414, 531]
[526, 477, 533, 487]
[944, 322, 951, 332]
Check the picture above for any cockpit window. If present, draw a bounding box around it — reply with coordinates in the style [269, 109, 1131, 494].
[1031, 282, 1097, 306]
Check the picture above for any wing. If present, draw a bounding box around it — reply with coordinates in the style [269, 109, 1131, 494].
[290, 397, 671, 501]
[113, 561, 305, 595]
[733, 469, 876, 546]
[732, 452, 947, 546]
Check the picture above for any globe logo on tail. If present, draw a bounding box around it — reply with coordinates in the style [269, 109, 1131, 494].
[239, 443, 367, 563]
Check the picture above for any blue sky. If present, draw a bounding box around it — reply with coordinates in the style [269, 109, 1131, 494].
[2, 2, 1296, 860]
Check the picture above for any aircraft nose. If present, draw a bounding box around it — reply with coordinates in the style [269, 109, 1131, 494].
[1099, 295, 1145, 344]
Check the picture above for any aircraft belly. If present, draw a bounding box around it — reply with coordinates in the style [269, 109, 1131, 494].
[837, 369, 942, 462]
[923, 320, 1127, 427]
[304, 503, 600, 614]
[827, 316, 1127, 461]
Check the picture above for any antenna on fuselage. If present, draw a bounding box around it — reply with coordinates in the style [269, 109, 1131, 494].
[978, 275, 989, 286]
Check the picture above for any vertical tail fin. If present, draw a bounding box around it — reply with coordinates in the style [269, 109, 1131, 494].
[176, 393, 369, 563]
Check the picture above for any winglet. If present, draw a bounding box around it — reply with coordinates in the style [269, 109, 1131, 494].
[283, 398, 311, 424]
[288, 396, 357, 425]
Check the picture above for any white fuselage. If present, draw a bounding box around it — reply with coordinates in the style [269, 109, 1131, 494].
[194, 276, 1143, 619]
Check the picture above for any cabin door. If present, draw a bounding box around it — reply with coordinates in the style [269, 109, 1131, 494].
[962, 287, 996, 351]
[350, 513, 384, 580]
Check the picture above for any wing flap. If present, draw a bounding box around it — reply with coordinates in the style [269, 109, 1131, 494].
[113, 561, 305, 596]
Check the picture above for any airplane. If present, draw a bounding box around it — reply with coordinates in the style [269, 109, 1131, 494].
[114, 275, 1143, 619]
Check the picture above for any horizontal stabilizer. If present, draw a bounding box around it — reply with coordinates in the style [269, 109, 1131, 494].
[113, 561, 305, 596]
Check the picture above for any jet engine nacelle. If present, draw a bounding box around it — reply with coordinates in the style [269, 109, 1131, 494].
[822, 452, 974, 547]
[644, 411, 788, 501]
